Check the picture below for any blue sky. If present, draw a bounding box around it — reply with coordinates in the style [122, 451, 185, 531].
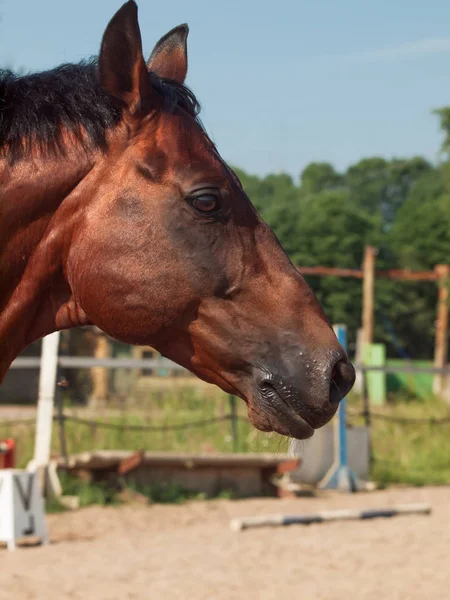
[1, 0, 450, 179]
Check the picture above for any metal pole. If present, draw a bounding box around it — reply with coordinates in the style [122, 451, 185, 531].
[228, 395, 238, 452]
[319, 324, 361, 492]
[336, 325, 349, 470]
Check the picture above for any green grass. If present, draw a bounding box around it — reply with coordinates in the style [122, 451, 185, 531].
[45, 473, 120, 513]
[347, 391, 450, 486]
[2, 387, 450, 493]
[58, 471, 120, 506]
[127, 480, 235, 504]
[44, 473, 236, 512]
[45, 496, 69, 514]
[1, 387, 289, 469]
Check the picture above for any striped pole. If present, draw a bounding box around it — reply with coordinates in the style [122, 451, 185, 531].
[319, 324, 360, 492]
[230, 503, 431, 532]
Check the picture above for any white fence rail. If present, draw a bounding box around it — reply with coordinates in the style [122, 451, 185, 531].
[9, 357, 450, 374]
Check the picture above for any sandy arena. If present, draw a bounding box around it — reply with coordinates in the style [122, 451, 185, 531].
[0, 485, 449, 600]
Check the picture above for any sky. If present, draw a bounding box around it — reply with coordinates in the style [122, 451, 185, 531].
[1, 0, 450, 180]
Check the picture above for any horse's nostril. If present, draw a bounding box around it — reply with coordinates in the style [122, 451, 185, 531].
[329, 358, 355, 404]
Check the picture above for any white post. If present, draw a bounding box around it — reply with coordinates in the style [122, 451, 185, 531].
[32, 332, 60, 468]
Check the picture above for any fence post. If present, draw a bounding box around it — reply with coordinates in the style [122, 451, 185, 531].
[433, 265, 449, 401]
[362, 246, 377, 346]
[228, 395, 238, 452]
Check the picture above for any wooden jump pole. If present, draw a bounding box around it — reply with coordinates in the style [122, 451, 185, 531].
[433, 264, 450, 400]
[362, 246, 377, 346]
[230, 503, 431, 531]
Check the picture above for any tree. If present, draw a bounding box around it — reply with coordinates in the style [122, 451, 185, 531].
[390, 169, 449, 270]
[233, 113, 446, 360]
[345, 157, 431, 230]
[433, 107, 450, 158]
[291, 190, 381, 338]
[300, 162, 342, 194]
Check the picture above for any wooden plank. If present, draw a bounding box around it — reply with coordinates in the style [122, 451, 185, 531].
[296, 265, 437, 282]
[275, 459, 301, 475]
[297, 266, 363, 279]
[60, 451, 300, 471]
[59, 452, 302, 499]
[375, 269, 438, 282]
[118, 449, 145, 476]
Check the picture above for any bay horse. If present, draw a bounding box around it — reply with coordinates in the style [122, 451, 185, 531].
[0, 1, 354, 439]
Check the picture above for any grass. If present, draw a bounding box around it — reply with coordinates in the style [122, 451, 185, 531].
[44, 473, 236, 512]
[347, 392, 450, 486]
[127, 481, 234, 504]
[44, 472, 119, 513]
[2, 386, 450, 493]
[1, 387, 289, 469]
[45, 496, 69, 513]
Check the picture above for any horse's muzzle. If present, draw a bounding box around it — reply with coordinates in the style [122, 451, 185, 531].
[248, 349, 356, 439]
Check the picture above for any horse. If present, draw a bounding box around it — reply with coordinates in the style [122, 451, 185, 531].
[0, 1, 355, 439]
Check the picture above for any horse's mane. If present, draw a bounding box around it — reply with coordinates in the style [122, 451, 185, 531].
[0, 59, 202, 162]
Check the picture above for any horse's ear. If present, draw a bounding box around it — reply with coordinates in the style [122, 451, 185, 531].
[147, 24, 188, 84]
[99, 1, 151, 115]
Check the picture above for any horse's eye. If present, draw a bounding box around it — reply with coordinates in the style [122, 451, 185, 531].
[191, 194, 219, 214]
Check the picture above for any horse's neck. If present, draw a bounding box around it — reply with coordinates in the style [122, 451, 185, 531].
[0, 154, 91, 380]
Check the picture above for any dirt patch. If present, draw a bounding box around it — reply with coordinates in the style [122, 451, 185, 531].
[0, 486, 449, 599]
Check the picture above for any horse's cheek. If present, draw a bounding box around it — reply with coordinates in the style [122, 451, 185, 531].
[65, 236, 190, 344]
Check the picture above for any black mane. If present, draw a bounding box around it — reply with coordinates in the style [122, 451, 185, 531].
[0, 59, 201, 162]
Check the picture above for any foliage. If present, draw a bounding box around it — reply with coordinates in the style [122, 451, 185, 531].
[230, 112, 449, 358]
[58, 471, 118, 506]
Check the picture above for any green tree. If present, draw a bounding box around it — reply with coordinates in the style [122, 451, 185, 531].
[346, 157, 431, 229]
[291, 190, 381, 338]
[390, 169, 448, 270]
[380, 167, 449, 358]
[233, 110, 447, 360]
[300, 162, 343, 194]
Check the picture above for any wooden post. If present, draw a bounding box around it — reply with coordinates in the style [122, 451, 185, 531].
[90, 331, 111, 405]
[362, 246, 377, 345]
[433, 265, 449, 400]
